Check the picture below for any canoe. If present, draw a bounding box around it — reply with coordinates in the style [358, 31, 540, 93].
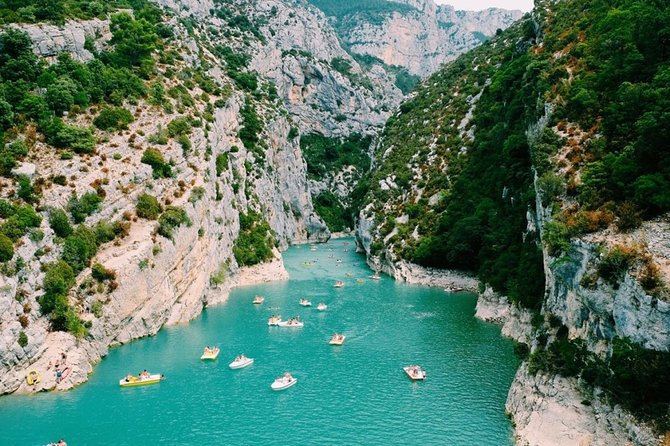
[26, 370, 40, 385]
[119, 374, 163, 387]
[201, 347, 220, 360]
[229, 356, 254, 369]
[271, 376, 297, 391]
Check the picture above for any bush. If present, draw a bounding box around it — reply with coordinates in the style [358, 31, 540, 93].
[0, 232, 14, 262]
[49, 208, 73, 237]
[18, 331, 28, 348]
[597, 245, 636, 288]
[141, 148, 172, 178]
[157, 206, 191, 239]
[91, 262, 115, 282]
[215, 153, 228, 176]
[40, 260, 75, 314]
[62, 226, 98, 273]
[188, 187, 205, 203]
[167, 116, 192, 137]
[69, 191, 103, 223]
[93, 106, 133, 131]
[136, 193, 162, 219]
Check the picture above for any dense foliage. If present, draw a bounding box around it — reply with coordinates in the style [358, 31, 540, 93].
[544, 0, 670, 219]
[233, 211, 274, 266]
[301, 133, 371, 180]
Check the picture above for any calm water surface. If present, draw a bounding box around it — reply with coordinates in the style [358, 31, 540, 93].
[0, 239, 519, 445]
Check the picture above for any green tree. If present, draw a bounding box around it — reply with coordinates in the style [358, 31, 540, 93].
[49, 208, 73, 237]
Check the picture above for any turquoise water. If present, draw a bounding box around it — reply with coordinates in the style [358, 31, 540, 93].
[0, 239, 519, 445]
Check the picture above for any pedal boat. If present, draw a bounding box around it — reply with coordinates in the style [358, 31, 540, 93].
[271, 373, 297, 391]
[119, 373, 163, 387]
[268, 315, 282, 326]
[403, 365, 426, 381]
[317, 303, 327, 311]
[299, 299, 312, 307]
[253, 296, 265, 304]
[329, 334, 346, 345]
[201, 347, 220, 360]
[277, 318, 304, 328]
[229, 355, 254, 369]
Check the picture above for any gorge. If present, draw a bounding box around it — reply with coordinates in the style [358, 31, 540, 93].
[0, 0, 668, 445]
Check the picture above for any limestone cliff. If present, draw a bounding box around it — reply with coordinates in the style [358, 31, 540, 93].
[309, 0, 523, 78]
[355, 0, 670, 443]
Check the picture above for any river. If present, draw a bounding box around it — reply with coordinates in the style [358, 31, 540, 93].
[0, 238, 519, 445]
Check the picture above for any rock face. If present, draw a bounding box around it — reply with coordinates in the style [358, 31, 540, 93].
[319, 0, 523, 77]
[507, 363, 660, 446]
[14, 18, 111, 62]
[250, 0, 401, 137]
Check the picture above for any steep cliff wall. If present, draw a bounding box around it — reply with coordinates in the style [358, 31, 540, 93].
[310, 0, 522, 78]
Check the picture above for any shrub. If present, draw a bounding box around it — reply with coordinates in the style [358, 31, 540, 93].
[157, 206, 191, 239]
[188, 187, 205, 203]
[92, 263, 115, 281]
[0, 232, 14, 262]
[18, 331, 28, 348]
[167, 116, 192, 137]
[0, 199, 15, 218]
[62, 226, 98, 273]
[49, 208, 73, 237]
[141, 148, 172, 178]
[91, 300, 104, 318]
[597, 245, 636, 288]
[69, 191, 103, 223]
[93, 106, 134, 131]
[40, 260, 75, 314]
[136, 193, 162, 219]
[215, 153, 228, 176]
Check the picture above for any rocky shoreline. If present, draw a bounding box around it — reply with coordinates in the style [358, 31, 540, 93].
[4, 255, 289, 396]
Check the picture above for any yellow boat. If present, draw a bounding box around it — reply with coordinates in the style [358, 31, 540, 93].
[26, 370, 40, 385]
[200, 347, 220, 360]
[119, 373, 163, 387]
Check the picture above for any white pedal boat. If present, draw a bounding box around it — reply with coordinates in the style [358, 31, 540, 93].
[299, 299, 312, 307]
[229, 355, 254, 369]
[200, 347, 220, 360]
[253, 296, 264, 304]
[317, 303, 327, 311]
[277, 319, 304, 328]
[268, 315, 282, 326]
[329, 334, 345, 345]
[403, 365, 426, 381]
[271, 373, 297, 391]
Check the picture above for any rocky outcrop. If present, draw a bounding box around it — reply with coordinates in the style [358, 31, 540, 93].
[14, 18, 111, 62]
[507, 363, 661, 446]
[326, 0, 522, 77]
[475, 288, 534, 345]
[250, 0, 401, 137]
